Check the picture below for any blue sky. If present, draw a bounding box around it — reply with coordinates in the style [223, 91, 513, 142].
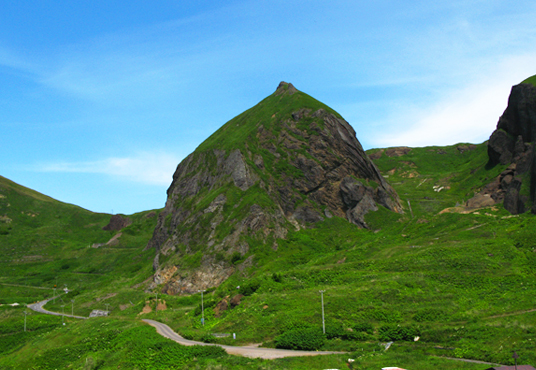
[1, 1, 536, 214]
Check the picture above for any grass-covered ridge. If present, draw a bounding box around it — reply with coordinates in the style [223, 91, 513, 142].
[521, 73, 536, 87]
[195, 84, 342, 154]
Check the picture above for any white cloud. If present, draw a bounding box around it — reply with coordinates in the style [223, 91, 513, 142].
[38, 152, 181, 186]
[370, 54, 536, 148]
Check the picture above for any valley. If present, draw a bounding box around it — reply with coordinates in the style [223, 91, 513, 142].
[1, 80, 536, 369]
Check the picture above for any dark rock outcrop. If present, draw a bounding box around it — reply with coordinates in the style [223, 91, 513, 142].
[102, 214, 131, 231]
[486, 82, 536, 214]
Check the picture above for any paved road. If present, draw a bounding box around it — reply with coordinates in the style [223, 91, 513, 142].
[26, 298, 344, 359]
[24, 298, 508, 364]
[142, 319, 345, 359]
[28, 296, 88, 320]
[433, 356, 502, 367]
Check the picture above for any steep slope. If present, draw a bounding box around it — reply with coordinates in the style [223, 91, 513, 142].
[484, 76, 536, 214]
[147, 82, 402, 294]
[0, 175, 157, 306]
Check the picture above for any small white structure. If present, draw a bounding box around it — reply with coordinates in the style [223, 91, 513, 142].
[89, 310, 109, 317]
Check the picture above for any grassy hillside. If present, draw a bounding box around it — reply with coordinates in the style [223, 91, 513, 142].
[138, 142, 534, 367]
[2, 141, 536, 369]
[0, 175, 159, 309]
[195, 83, 342, 154]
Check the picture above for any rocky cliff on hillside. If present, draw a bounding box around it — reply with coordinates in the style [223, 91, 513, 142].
[146, 82, 403, 294]
[485, 82, 536, 214]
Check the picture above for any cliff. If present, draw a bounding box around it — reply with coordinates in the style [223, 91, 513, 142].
[486, 80, 536, 214]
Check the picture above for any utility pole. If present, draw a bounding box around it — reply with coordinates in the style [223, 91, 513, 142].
[513, 351, 519, 370]
[23, 311, 28, 332]
[105, 303, 110, 315]
[61, 305, 65, 325]
[319, 290, 326, 334]
[198, 290, 206, 326]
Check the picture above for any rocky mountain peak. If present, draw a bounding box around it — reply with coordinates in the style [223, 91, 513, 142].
[275, 81, 298, 95]
[146, 83, 403, 294]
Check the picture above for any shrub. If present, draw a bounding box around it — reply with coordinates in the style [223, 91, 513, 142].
[238, 280, 261, 296]
[378, 324, 420, 342]
[272, 272, 283, 283]
[275, 327, 325, 350]
[352, 322, 374, 335]
[230, 252, 242, 264]
[200, 333, 217, 343]
[413, 308, 445, 322]
[326, 323, 371, 341]
[278, 318, 314, 333]
[325, 323, 346, 340]
[368, 309, 402, 323]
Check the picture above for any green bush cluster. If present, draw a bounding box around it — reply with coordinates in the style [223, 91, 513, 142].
[238, 280, 261, 296]
[352, 322, 374, 334]
[200, 333, 217, 343]
[325, 323, 368, 341]
[413, 308, 445, 322]
[378, 324, 420, 342]
[275, 327, 325, 350]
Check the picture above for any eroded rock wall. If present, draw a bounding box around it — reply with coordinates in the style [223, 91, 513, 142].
[487, 83, 536, 214]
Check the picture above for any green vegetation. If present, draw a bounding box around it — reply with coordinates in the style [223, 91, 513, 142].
[133, 142, 535, 368]
[195, 87, 341, 154]
[0, 305, 488, 369]
[2, 107, 536, 368]
[0, 308, 226, 370]
[521, 73, 536, 87]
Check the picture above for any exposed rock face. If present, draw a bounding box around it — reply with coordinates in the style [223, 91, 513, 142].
[369, 147, 412, 160]
[102, 214, 131, 231]
[146, 82, 402, 293]
[230, 294, 244, 307]
[486, 83, 536, 214]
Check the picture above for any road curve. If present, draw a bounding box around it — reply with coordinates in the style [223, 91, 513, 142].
[27, 298, 344, 359]
[28, 296, 88, 320]
[142, 319, 345, 360]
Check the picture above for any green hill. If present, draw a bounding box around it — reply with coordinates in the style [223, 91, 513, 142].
[0, 175, 158, 308]
[1, 79, 536, 369]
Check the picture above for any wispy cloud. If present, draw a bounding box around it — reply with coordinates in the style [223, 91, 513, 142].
[38, 152, 181, 186]
[369, 54, 536, 148]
